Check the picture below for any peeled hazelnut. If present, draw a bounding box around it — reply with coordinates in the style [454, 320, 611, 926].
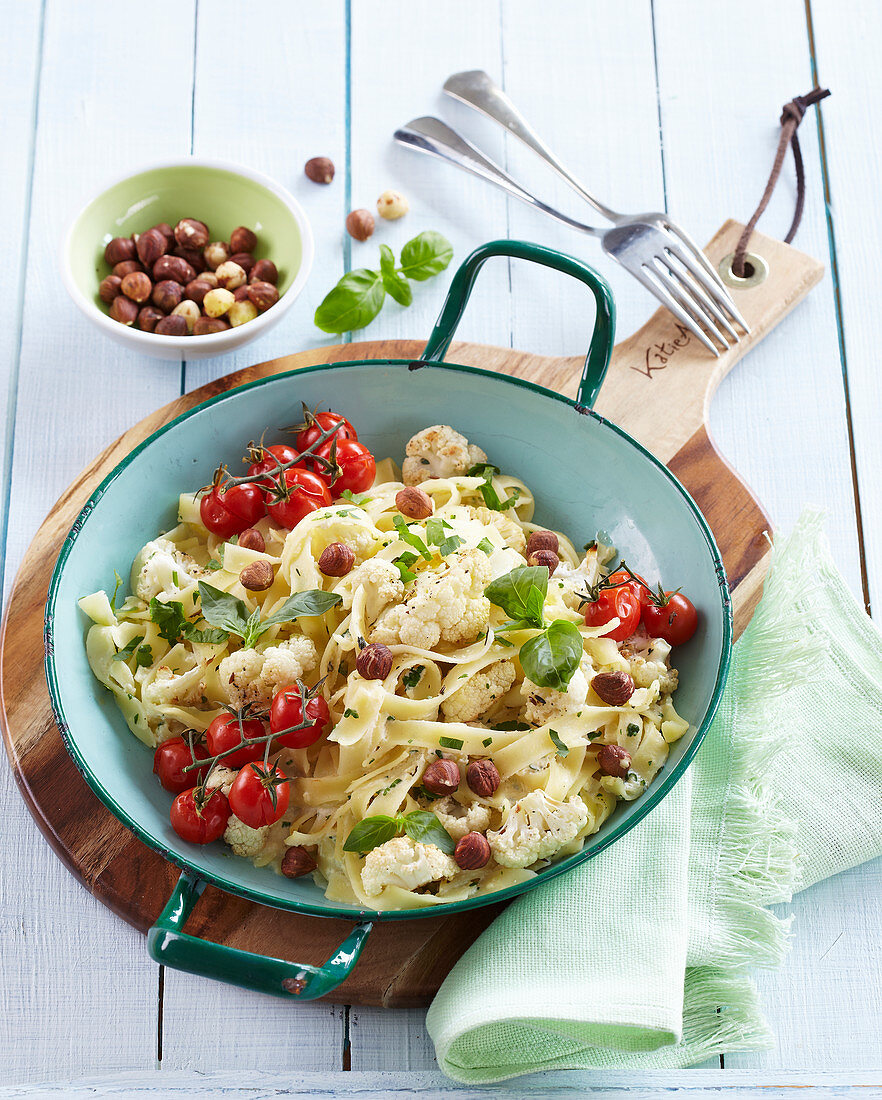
[590, 671, 635, 706]
[137, 305, 164, 332]
[215, 261, 247, 290]
[239, 560, 275, 591]
[136, 227, 168, 267]
[356, 642, 393, 681]
[376, 189, 409, 220]
[395, 486, 433, 520]
[319, 542, 355, 577]
[203, 288, 235, 317]
[228, 299, 258, 327]
[305, 156, 335, 184]
[228, 251, 255, 276]
[99, 275, 122, 302]
[193, 316, 230, 335]
[174, 245, 208, 274]
[247, 280, 280, 313]
[233, 285, 251, 302]
[152, 279, 184, 312]
[184, 278, 213, 307]
[230, 226, 258, 253]
[422, 758, 460, 796]
[174, 217, 209, 250]
[120, 271, 152, 303]
[526, 530, 559, 556]
[454, 832, 491, 870]
[172, 300, 201, 333]
[528, 549, 560, 573]
[153, 254, 196, 285]
[155, 314, 189, 336]
[109, 295, 138, 325]
[346, 208, 374, 241]
[281, 845, 317, 878]
[466, 759, 500, 798]
[596, 744, 632, 779]
[200, 271, 219, 289]
[203, 241, 230, 270]
[250, 259, 278, 285]
[113, 259, 144, 278]
[237, 527, 265, 552]
[104, 236, 136, 265]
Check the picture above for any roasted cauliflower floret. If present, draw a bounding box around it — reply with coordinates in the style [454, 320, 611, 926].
[218, 636, 318, 710]
[621, 631, 679, 693]
[224, 814, 271, 859]
[440, 660, 517, 723]
[552, 550, 604, 613]
[142, 662, 209, 709]
[433, 797, 493, 841]
[360, 835, 459, 896]
[371, 549, 492, 650]
[402, 425, 487, 486]
[522, 656, 591, 726]
[338, 557, 405, 622]
[467, 505, 526, 555]
[487, 790, 589, 868]
[204, 765, 238, 796]
[135, 538, 206, 602]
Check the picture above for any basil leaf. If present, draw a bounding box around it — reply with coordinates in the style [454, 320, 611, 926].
[425, 517, 452, 545]
[438, 735, 463, 750]
[477, 537, 494, 555]
[206, 559, 223, 571]
[184, 626, 230, 645]
[485, 566, 548, 628]
[393, 516, 432, 561]
[491, 721, 531, 731]
[343, 815, 400, 855]
[467, 463, 500, 478]
[109, 571, 124, 614]
[380, 244, 413, 307]
[314, 268, 385, 334]
[479, 480, 520, 512]
[196, 582, 251, 638]
[112, 635, 144, 663]
[378, 243, 396, 278]
[263, 589, 343, 626]
[519, 619, 584, 691]
[393, 551, 419, 583]
[149, 598, 190, 644]
[402, 810, 455, 855]
[438, 535, 463, 557]
[549, 728, 569, 757]
[398, 231, 454, 282]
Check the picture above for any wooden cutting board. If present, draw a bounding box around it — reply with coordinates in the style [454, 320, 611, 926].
[0, 221, 822, 1006]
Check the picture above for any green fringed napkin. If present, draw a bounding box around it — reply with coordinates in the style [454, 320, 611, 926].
[428, 512, 882, 1083]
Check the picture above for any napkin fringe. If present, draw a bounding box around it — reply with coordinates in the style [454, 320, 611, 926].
[681, 969, 774, 1058]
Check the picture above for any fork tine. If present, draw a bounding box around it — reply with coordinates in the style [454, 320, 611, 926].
[631, 265, 720, 357]
[650, 259, 731, 350]
[662, 230, 751, 334]
[660, 250, 740, 342]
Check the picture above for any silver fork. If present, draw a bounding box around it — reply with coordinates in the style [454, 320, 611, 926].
[395, 74, 748, 355]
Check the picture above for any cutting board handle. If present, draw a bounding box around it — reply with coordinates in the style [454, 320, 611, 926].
[421, 239, 616, 407]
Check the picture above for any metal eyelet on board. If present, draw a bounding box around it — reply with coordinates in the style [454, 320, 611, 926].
[719, 251, 769, 288]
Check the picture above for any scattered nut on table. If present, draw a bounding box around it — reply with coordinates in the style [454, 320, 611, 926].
[376, 189, 409, 220]
[346, 208, 375, 241]
[305, 156, 335, 183]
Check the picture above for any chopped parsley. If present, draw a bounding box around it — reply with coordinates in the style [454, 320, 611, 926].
[491, 721, 531, 732]
[112, 636, 144, 663]
[206, 559, 223, 571]
[393, 515, 432, 561]
[402, 665, 424, 690]
[380, 778, 402, 796]
[626, 723, 640, 737]
[340, 489, 372, 505]
[393, 551, 419, 583]
[343, 708, 359, 719]
[467, 463, 521, 512]
[482, 736, 493, 747]
[477, 537, 494, 555]
[549, 729, 569, 757]
[439, 736, 464, 750]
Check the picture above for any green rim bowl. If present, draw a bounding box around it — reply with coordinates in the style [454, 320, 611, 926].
[61, 159, 314, 361]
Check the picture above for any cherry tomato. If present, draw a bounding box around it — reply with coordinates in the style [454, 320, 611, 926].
[583, 586, 642, 642]
[269, 684, 331, 749]
[170, 788, 230, 844]
[314, 438, 376, 498]
[200, 482, 265, 539]
[266, 467, 331, 529]
[642, 591, 699, 646]
[296, 411, 357, 455]
[205, 713, 267, 769]
[228, 762, 290, 828]
[153, 736, 210, 793]
[605, 569, 648, 602]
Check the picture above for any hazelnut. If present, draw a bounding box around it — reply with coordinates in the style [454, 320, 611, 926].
[376, 189, 409, 220]
[184, 278, 213, 307]
[239, 560, 275, 591]
[174, 245, 208, 274]
[203, 288, 235, 317]
[233, 285, 251, 302]
[250, 259, 278, 285]
[395, 486, 433, 520]
[137, 305, 164, 332]
[200, 271, 219, 289]
[215, 261, 247, 290]
[228, 251, 255, 276]
[528, 549, 560, 573]
[203, 241, 230, 270]
[113, 259, 144, 278]
[153, 254, 196, 285]
[237, 527, 265, 552]
[346, 208, 374, 241]
[99, 275, 122, 303]
[104, 236, 136, 266]
[152, 280, 184, 313]
[193, 316, 231, 335]
[154, 314, 189, 337]
[152, 222, 176, 248]
[120, 271, 153, 303]
[422, 758, 460, 796]
[230, 226, 258, 253]
[228, 299, 258, 327]
[305, 156, 335, 184]
[174, 217, 209, 250]
[172, 300, 201, 333]
[318, 542, 355, 577]
[596, 744, 632, 779]
[136, 227, 168, 268]
[454, 832, 491, 870]
[355, 642, 393, 681]
[590, 671, 635, 706]
[246, 280, 280, 313]
[281, 845, 317, 878]
[466, 759, 500, 798]
[109, 295, 138, 325]
[526, 530, 559, 556]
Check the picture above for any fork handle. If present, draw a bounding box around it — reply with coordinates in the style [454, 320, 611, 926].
[443, 70, 620, 224]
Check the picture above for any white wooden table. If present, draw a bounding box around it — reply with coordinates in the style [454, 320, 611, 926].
[2, 1, 880, 1094]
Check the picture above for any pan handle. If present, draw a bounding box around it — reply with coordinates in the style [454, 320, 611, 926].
[147, 871, 373, 1000]
[420, 239, 615, 408]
